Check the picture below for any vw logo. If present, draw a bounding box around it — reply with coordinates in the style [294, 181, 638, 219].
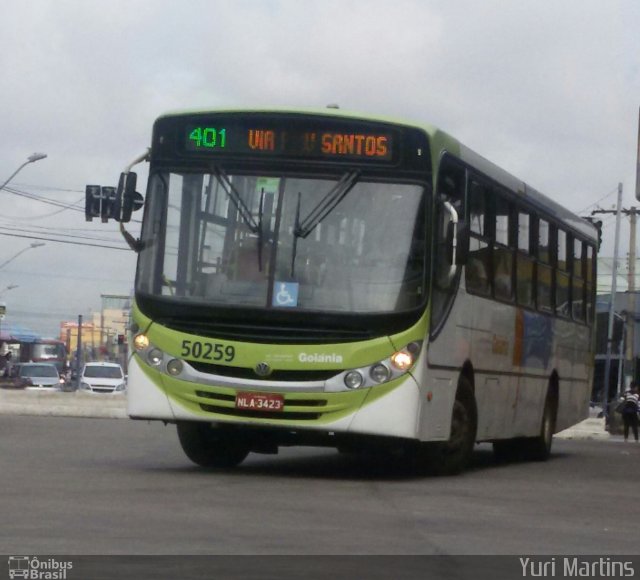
[254, 362, 272, 377]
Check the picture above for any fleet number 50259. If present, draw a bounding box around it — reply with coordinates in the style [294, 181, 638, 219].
[181, 340, 235, 362]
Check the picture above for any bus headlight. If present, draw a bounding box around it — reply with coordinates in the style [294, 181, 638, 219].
[333, 341, 422, 392]
[166, 359, 183, 376]
[147, 348, 164, 366]
[370, 363, 390, 383]
[133, 333, 150, 351]
[344, 371, 364, 389]
[391, 350, 413, 371]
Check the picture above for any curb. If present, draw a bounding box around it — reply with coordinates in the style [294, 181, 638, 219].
[0, 391, 616, 438]
[556, 417, 610, 440]
[0, 390, 127, 419]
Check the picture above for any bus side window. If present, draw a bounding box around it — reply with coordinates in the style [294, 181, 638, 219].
[585, 244, 595, 324]
[571, 238, 586, 322]
[536, 218, 553, 313]
[465, 179, 491, 296]
[555, 228, 570, 318]
[516, 210, 535, 307]
[493, 196, 514, 302]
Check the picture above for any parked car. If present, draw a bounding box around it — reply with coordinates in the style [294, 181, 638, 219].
[14, 363, 65, 391]
[79, 362, 126, 394]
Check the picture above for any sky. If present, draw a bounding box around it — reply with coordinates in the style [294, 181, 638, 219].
[0, 0, 639, 337]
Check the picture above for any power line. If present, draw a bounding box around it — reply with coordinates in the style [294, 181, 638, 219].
[576, 185, 620, 214]
[12, 182, 85, 194]
[0, 231, 131, 251]
[0, 223, 124, 244]
[2, 185, 83, 210]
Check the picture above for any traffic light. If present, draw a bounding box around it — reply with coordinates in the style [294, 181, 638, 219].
[102, 187, 117, 222]
[584, 217, 603, 251]
[592, 219, 603, 251]
[117, 334, 125, 345]
[85, 174, 144, 223]
[84, 185, 117, 222]
[85, 185, 101, 221]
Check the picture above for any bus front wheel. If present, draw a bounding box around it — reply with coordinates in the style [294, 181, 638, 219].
[177, 421, 250, 468]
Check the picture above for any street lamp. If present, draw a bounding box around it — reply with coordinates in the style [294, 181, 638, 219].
[0, 242, 45, 271]
[0, 152, 47, 191]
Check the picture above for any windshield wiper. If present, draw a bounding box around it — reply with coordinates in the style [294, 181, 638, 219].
[212, 166, 260, 234]
[257, 187, 265, 272]
[290, 170, 360, 276]
[212, 165, 266, 272]
[294, 170, 360, 239]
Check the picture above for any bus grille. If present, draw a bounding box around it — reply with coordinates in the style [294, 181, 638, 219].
[189, 361, 339, 382]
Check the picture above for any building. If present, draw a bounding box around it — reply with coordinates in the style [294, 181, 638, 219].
[595, 257, 640, 401]
[92, 294, 131, 349]
[60, 293, 131, 369]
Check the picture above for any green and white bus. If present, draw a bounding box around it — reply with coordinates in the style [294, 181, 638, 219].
[86, 108, 597, 474]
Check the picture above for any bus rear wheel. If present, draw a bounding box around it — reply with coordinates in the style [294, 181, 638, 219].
[493, 388, 557, 462]
[177, 422, 250, 468]
[422, 378, 477, 475]
[525, 390, 557, 461]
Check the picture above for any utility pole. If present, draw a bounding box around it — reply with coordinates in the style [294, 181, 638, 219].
[592, 190, 639, 392]
[627, 207, 637, 385]
[632, 105, 640, 387]
[593, 183, 623, 417]
[75, 314, 83, 390]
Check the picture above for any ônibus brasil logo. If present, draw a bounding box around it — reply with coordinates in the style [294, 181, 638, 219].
[7, 557, 73, 580]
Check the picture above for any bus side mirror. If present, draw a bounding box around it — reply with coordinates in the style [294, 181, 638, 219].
[116, 172, 144, 223]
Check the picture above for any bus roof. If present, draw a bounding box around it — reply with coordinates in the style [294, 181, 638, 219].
[155, 107, 597, 241]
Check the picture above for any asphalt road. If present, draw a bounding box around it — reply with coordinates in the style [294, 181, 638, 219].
[1, 415, 639, 556]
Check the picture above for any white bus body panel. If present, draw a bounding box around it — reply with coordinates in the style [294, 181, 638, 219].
[128, 353, 423, 440]
[426, 279, 591, 441]
[127, 356, 176, 420]
[349, 375, 422, 439]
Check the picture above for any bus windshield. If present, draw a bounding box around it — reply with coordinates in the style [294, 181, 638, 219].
[137, 170, 427, 314]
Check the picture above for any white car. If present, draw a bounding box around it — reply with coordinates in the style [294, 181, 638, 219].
[80, 362, 126, 394]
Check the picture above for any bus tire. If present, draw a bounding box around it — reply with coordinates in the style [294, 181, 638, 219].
[525, 388, 557, 461]
[493, 387, 557, 463]
[422, 377, 477, 475]
[176, 421, 250, 468]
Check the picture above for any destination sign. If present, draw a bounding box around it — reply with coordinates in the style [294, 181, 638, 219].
[182, 119, 396, 162]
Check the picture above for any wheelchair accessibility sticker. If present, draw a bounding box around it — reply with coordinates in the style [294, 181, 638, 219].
[273, 282, 299, 307]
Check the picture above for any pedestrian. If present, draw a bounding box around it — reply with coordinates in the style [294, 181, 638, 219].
[0, 343, 9, 377]
[617, 386, 640, 442]
[3, 351, 12, 378]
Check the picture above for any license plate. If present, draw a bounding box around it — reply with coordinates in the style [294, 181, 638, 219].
[235, 392, 285, 412]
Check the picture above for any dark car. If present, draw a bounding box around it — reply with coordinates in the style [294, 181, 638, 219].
[13, 363, 65, 391]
